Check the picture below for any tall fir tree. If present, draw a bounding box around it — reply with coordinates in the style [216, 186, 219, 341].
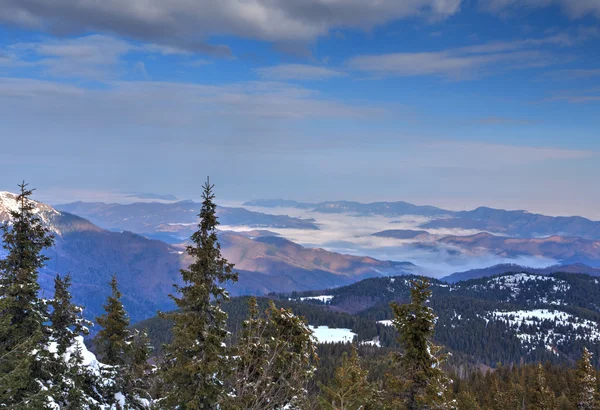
[529, 363, 557, 410]
[96, 274, 130, 367]
[161, 179, 238, 409]
[49, 273, 101, 409]
[386, 278, 454, 410]
[575, 348, 599, 410]
[0, 183, 55, 408]
[226, 298, 318, 410]
[319, 345, 379, 410]
[95, 274, 132, 407]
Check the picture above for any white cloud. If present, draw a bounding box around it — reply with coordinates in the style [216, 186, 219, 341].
[0, 0, 463, 52]
[257, 64, 345, 81]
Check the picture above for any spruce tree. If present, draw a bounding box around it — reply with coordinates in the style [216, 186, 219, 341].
[226, 298, 318, 410]
[319, 345, 379, 410]
[530, 363, 557, 410]
[575, 348, 599, 410]
[161, 179, 238, 409]
[386, 278, 454, 410]
[49, 273, 101, 409]
[95, 274, 132, 407]
[96, 274, 130, 367]
[0, 183, 54, 408]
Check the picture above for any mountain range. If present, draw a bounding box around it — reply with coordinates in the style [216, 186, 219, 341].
[246, 199, 600, 239]
[1, 192, 414, 323]
[57, 200, 319, 244]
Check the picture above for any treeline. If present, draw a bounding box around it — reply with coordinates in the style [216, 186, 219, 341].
[1, 181, 600, 409]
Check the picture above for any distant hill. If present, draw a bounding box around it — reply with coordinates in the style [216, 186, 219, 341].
[246, 198, 600, 240]
[244, 199, 449, 217]
[442, 263, 600, 283]
[422, 206, 600, 240]
[57, 200, 319, 243]
[136, 271, 600, 367]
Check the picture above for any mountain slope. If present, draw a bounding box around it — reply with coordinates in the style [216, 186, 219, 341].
[442, 263, 600, 283]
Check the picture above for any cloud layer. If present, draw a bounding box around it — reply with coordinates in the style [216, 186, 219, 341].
[0, 0, 462, 52]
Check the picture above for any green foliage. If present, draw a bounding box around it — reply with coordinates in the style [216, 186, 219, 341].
[319, 345, 380, 410]
[96, 275, 131, 367]
[386, 278, 454, 410]
[160, 179, 238, 409]
[0, 183, 55, 408]
[226, 297, 318, 409]
[575, 348, 599, 410]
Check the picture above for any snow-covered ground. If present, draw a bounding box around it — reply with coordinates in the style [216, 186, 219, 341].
[377, 320, 394, 327]
[300, 295, 334, 303]
[489, 308, 600, 353]
[309, 325, 356, 344]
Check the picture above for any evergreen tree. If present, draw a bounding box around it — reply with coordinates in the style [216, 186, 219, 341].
[49, 273, 99, 409]
[96, 274, 130, 367]
[124, 329, 154, 408]
[226, 298, 318, 410]
[319, 345, 379, 410]
[50, 274, 90, 355]
[161, 179, 238, 409]
[575, 348, 598, 410]
[386, 278, 454, 410]
[0, 183, 54, 408]
[530, 363, 557, 410]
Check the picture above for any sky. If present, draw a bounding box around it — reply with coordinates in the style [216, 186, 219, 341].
[0, 0, 599, 218]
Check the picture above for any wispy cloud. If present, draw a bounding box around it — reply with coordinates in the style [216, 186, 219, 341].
[257, 64, 346, 81]
[543, 87, 600, 103]
[480, 0, 600, 19]
[345, 35, 572, 79]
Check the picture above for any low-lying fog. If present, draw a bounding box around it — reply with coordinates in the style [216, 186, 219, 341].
[219, 202, 557, 278]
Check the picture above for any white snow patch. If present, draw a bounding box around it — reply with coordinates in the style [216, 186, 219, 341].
[309, 326, 356, 344]
[300, 295, 334, 303]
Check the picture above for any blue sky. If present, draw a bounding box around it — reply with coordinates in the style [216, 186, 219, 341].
[0, 0, 599, 217]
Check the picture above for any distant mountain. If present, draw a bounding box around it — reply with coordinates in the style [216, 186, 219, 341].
[247, 199, 600, 240]
[2, 193, 417, 324]
[437, 232, 600, 265]
[442, 263, 600, 283]
[287, 271, 600, 365]
[244, 199, 449, 217]
[56, 201, 319, 243]
[372, 229, 432, 240]
[422, 206, 600, 240]
[138, 271, 600, 367]
[371, 230, 600, 267]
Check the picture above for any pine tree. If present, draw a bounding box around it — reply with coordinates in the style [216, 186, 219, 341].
[226, 298, 318, 410]
[0, 183, 55, 408]
[319, 345, 379, 410]
[575, 348, 599, 410]
[386, 278, 454, 410]
[529, 363, 557, 410]
[161, 179, 238, 409]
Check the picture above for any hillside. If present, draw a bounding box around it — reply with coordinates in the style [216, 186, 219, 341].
[134, 270, 600, 368]
[443, 262, 600, 283]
